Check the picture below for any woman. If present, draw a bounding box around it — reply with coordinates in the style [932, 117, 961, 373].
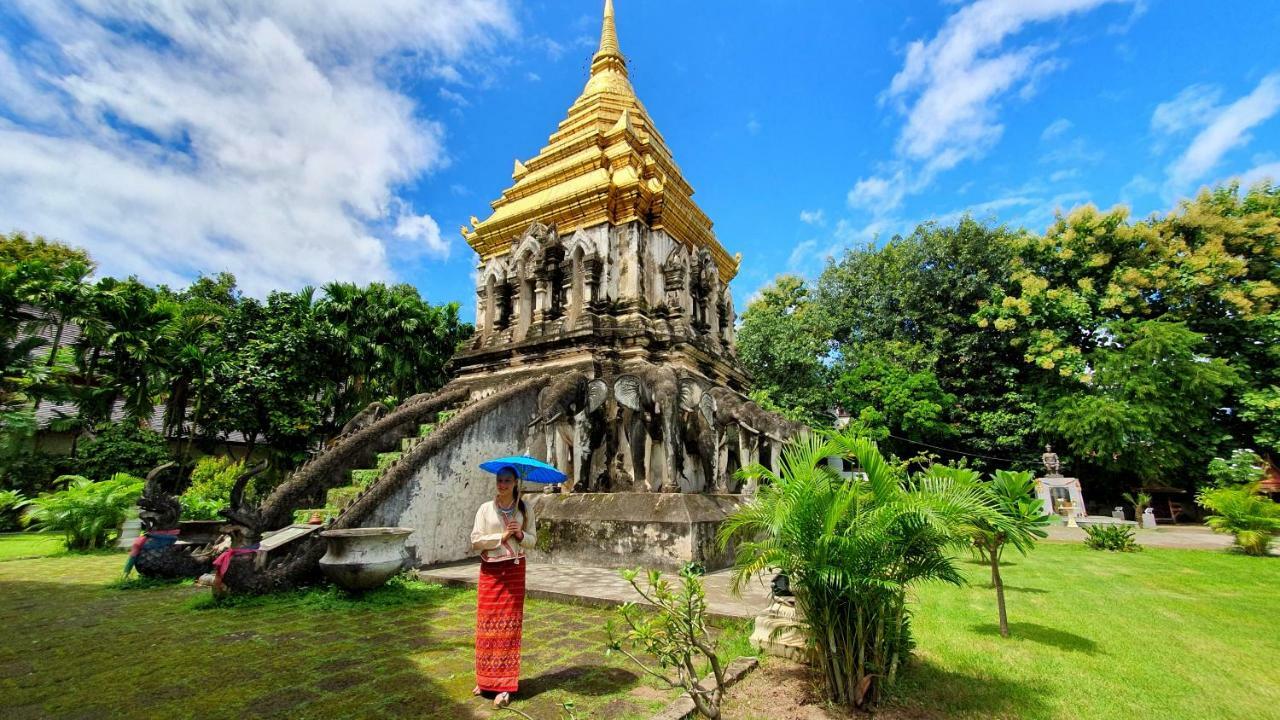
[470, 466, 537, 708]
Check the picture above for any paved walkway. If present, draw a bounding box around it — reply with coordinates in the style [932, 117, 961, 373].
[1045, 522, 1236, 550]
[419, 561, 773, 620]
[419, 527, 1247, 620]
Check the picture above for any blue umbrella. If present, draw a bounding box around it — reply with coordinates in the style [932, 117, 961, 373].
[479, 455, 568, 484]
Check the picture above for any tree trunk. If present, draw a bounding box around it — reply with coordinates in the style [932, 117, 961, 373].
[991, 548, 1009, 637]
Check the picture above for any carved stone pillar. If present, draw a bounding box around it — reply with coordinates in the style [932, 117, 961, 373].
[533, 272, 549, 321]
[583, 256, 601, 307]
[663, 264, 686, 316]
[739, 429, 760, 495]
[476, 285, 489, 339]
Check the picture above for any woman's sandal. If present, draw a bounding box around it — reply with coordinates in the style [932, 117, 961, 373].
[493, 692, 511, 708]
[472, 686, 483, 697]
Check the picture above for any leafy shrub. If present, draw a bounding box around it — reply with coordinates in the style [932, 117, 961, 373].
[0, 488, 29, 531]
[25, 473, 144, 550]
[1206, 450, 1266, 488]
[180, 456, 247, 520]
[0, 450, 71, 496]
[75, 422, 171, 481]
[1197, 485, 1280, 556]
[1083, 524, 1142, 552]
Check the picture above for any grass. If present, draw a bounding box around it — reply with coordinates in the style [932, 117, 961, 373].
[0, 552, 752, 720]
[779, 541, 1278, 720]
[0, 532, 68, 561]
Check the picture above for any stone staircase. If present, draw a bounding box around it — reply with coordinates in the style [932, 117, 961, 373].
[292, 407, 462, 524]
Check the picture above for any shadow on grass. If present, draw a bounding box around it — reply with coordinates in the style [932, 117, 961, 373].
[518, 665, 640, 700]
[983, 584, 1049, 594]
[969, 622, 1099, 653]
[890, 658, 1053, 719]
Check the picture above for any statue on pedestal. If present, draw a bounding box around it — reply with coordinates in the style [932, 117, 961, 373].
[1042, 444, 1062, 477]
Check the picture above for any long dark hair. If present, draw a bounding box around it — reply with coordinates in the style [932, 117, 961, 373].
[499, 466, 529, 531]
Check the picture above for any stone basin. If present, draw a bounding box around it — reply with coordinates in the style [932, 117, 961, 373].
[319, 527, 413, 592]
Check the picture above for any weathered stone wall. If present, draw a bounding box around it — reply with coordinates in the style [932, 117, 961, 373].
[525, 492, 745, 571]
[362, 387, 540, 567]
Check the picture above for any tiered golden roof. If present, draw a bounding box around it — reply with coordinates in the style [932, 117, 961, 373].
[461, 0, 738, 282]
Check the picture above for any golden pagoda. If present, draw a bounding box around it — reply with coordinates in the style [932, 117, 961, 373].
[461, 0, 738, 283]
[453, 0, 746, 396]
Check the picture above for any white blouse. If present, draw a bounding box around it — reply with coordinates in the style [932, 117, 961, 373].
[470, 499, 537, 562]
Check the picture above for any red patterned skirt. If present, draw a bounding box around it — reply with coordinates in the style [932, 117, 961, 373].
[475, 558, 526, 693]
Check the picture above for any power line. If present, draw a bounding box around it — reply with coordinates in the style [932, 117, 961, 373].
[884, 432, 1035, 465]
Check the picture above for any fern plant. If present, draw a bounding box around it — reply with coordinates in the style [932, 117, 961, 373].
[24, 473, 144, 550]
[0, 488, 29, 531]
[1082, 524, 1141, 552]
[1196, 485, 1280, 556]
[719, 432, 1006, 709]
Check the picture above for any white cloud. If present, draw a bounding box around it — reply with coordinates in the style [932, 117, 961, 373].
[1151, 84, 1222, 136]
[0, 0, 515, 295]
[438, 87, 471, 107]
[1041, 118, 1073, 141]
[786, 240, 819, 271]
[1165, 74, 1280, 190]
[799, 209, 826, 226]
[746, 113, 762, 135]
[1232, 162, 1280, 189]
[854, 0, 1124, 213]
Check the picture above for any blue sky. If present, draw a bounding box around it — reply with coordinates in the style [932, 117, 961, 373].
[1, 1, 1278, 319]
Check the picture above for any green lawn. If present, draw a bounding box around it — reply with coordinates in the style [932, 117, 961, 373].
[0, 553, 748, 720]
[0, 532, 66, 561]
[883, 541, 1280, 720]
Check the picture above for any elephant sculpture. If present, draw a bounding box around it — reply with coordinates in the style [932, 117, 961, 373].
[531, 373, 589, 482]
[677, 376, 717, 492]
[614, 364, 682, 492]
[571, 378, 611, 491]
[700, 387, 762, 493]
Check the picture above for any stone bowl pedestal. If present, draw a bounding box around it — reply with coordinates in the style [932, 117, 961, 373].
[750, 595, 812, 663]
[319, 527, 413, 592]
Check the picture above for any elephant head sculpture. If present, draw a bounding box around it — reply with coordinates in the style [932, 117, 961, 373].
[677, 377, 717, 492]
[573, 378, 611, 491]
[614, 364, 682, 492]
[531, 372, 589, 481]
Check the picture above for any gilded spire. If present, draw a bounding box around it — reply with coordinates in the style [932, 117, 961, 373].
[461, 0, 737, 284]
[591, 0, 626, 76]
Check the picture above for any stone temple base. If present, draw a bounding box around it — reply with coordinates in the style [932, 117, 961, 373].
[524, 492, 746, 572]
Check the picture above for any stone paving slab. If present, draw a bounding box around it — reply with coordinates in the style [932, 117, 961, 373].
[418, 561, 773, 620]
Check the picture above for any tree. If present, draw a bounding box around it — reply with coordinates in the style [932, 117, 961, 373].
[813, 218, 1040, 463]
[74, 277, 176, 426]
[977, 184, 1279, 485]
[734, 275, 833, 425]
[833, 340, 958, 443]
[1039, 320, 1238, 485]
[968, 469, 1049, 637]
[719, 432, 1004, 708]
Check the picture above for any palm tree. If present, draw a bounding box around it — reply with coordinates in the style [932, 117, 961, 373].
[719, 432, 1004, 708]
[1197, 484, 1280, 556]
[969, 469, 1050, 637]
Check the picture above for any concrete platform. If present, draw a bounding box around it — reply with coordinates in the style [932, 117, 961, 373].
[418, 559, 773, 620]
